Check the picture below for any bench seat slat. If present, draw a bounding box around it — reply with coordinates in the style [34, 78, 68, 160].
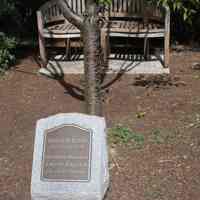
[43, 33, 81, 39]
[43, 23, 80, 35]
[110, 27, 165, 34]
[109, 32, 165, 38]
[109, 20, 164, 33]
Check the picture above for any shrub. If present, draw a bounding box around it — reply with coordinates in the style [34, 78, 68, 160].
[0, 32, 17, 74]
[149, 0, 200, 42]
[0, 0, 16, 16]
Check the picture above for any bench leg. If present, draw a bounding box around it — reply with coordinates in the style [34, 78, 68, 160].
[66, 38, 71, 60]
[38, 33, 47, 67]
[164, 7, 170, 68]
[101, 28, 109, 69]
[164, 35, 170, 68]
[144, 37, 150, 61]
[37, 11, 47, 67]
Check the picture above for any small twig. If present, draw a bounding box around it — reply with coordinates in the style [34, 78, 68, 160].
[158, 159, 175, 163]
[109, 149, 122, 172]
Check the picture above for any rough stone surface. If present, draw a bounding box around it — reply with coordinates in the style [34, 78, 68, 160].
[31, 113, 109, 200]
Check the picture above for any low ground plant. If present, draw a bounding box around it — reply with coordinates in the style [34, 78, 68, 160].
[0, 32, 17, 74]
[109, 124, 145, 148]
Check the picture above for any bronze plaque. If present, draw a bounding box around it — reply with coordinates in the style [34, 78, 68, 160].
[41, 124, 92, 182]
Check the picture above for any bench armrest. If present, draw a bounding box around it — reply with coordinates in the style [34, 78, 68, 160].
[162, 4, 170, 32]
[37, 10, 44, 33]
[160, 4, 170, 24]
[158, 3, 170, 32]
[162, 4, 170, 15]
[37, 11, 45, 34]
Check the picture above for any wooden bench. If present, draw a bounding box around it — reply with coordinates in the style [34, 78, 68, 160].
[37, 0, 170, 68]
[101, 0, 170, 67]
[37, 0, 84, 66]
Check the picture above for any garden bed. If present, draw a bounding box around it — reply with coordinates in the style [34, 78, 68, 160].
[0, 49, 200, 200]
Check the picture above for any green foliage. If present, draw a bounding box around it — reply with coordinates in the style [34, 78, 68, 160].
[0, 0, 47, 36]
[98, 0, 112, 6]
[150, 129, 165, 144]
[146, 0, 200, 42]
[109, 124, 145, 148]
[0, 0, 21, 36]
[0, 0, 16, 16]
[156, 0, 200, 23]
[150, 128, 177, 144]
[0, 32, 17, 74]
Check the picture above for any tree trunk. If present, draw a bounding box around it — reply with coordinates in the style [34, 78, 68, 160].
[82, 1, 102, 116]
[57, 0, 103, 116]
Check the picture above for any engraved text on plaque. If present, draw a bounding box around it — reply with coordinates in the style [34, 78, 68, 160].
[41, 125, 92, 182]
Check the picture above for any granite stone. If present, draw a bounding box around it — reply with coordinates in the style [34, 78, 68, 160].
[31, 113, 109, 200]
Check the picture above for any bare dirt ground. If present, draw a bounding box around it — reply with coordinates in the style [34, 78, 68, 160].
[0, 49, 200, 200]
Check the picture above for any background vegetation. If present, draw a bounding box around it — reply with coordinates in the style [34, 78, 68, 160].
[0, 0, 200, 71]
[156, 0, 200, 43]
[0, 0, 199, 40]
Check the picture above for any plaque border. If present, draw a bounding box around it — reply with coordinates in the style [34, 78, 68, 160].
[40, 124, 93, 182]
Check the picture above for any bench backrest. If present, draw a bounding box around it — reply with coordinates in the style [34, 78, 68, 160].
[110, 0, 163, 21]
[39, 0, 163, 24]
[39, 0, 85, 24]
[110, 0, 144, 17]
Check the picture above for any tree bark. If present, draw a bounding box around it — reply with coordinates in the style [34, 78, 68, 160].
[57, 0, 103, 116]
[82, 8, 102, 115]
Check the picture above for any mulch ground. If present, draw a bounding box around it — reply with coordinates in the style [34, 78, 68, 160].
[0, 49, 200, 200]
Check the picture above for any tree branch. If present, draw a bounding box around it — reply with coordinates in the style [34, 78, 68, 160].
[56, 0, 84, 29]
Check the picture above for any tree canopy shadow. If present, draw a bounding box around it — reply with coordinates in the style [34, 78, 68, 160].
[39, 61, 84, 101]
[38, 48, 167, 99]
